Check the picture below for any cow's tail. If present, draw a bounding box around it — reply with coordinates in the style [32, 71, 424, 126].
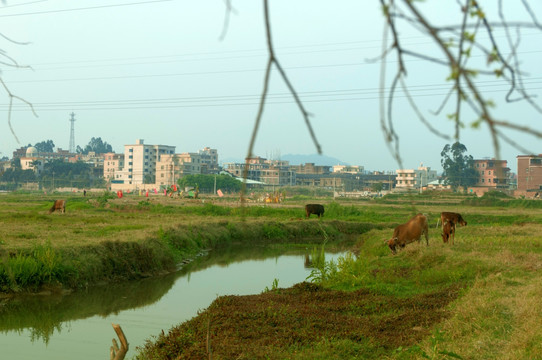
[436, 218, 440, 228]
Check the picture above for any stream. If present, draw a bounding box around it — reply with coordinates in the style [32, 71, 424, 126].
[0, 244, 348, 359]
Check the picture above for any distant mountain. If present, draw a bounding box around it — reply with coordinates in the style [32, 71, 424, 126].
[281, 154, 347, 166]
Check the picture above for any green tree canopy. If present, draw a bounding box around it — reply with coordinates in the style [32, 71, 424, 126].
[77, 137, 113, 155]
[178, 174, 242, 194]
[371, 182, 384, 192]
[440, 142, 479, 191]
[39, 159, 104, 189]
[34, 140, 55, 153]
[0, 168, 36, 183]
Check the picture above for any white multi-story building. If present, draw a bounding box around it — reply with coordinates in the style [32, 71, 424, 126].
[116, 139, 175, 185]
[395, 164, 438, 190]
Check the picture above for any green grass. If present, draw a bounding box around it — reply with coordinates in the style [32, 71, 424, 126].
[3, 191, 542, 359]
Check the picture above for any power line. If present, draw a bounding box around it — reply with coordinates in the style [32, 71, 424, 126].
[2, 85, 540, 112]
[0, 0, 172, 18]
[8, 55, 542, 85]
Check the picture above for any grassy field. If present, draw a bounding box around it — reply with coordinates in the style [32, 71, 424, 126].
[2, 190, 542, 359]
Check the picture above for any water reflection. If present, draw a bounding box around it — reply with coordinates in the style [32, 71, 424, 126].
[0, 272, 177, 344]
[0, 243, 349, 358]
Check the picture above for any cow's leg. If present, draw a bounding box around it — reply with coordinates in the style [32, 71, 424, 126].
[424, 229, 429, 246]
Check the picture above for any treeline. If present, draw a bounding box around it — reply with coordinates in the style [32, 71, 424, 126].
[177, 174, 242, 193]
[0, 159, 104, 190]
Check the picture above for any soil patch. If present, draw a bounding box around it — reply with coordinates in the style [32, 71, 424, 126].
[138, 282, 462, 359]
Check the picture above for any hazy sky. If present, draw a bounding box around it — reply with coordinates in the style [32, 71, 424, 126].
[1, 1, 541, 173]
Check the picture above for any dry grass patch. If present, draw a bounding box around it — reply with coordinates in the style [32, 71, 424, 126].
[418, 271, 542, 360]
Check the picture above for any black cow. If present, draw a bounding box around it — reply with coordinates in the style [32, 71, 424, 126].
[305, 204, 324, 218]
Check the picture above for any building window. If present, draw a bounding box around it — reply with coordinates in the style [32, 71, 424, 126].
[129, 148, 133, 152]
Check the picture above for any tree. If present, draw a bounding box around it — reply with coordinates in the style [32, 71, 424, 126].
[10, 157, 21, 169]
[440, 142, 478, 191]
[371, 182, 384, 193]
[34, 140, 55, 153]
[0, 168, 36, 183]
[39, 159, 103, 189]
[78, 137, 113, 155]
[178, 174, 242, 193]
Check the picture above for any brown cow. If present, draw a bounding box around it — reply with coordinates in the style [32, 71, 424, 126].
[441, 220, 455, 244]
[48, 199, 66, 214]
[440, 212, 467, 244]
[386, 213, 429, 254]
[305, 204, 324, 218]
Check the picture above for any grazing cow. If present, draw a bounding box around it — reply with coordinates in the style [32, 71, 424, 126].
[386, 213, 429, 254]
[305, 204, 325, 218]
[439, 212, 467, 244]
[48, 199, 66, 214]
[441, 220, 455, 244]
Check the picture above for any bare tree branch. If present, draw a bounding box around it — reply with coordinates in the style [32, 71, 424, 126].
[1, 78, 38, 145]
[377, 0, 542, 164]
[218, 0, 237, 41]
[244, 0, 322, 193]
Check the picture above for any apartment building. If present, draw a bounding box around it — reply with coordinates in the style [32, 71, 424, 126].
[469, 158, 510, 196]
[103, 152, 125, 182]
[290, 162, 331, 175]
[116, 139, 175, 185]
[517, 154, 542, 196]
[395, 165, 438, 190]
[156, 148, 219, 187]
[13, 146, 72, 161]
[223, 157, 296, 186]
[332, 165, 364, 174]
[199, 147, 219, 173]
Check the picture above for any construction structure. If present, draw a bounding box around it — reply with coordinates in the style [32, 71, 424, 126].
[69, 112, 76, 153]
